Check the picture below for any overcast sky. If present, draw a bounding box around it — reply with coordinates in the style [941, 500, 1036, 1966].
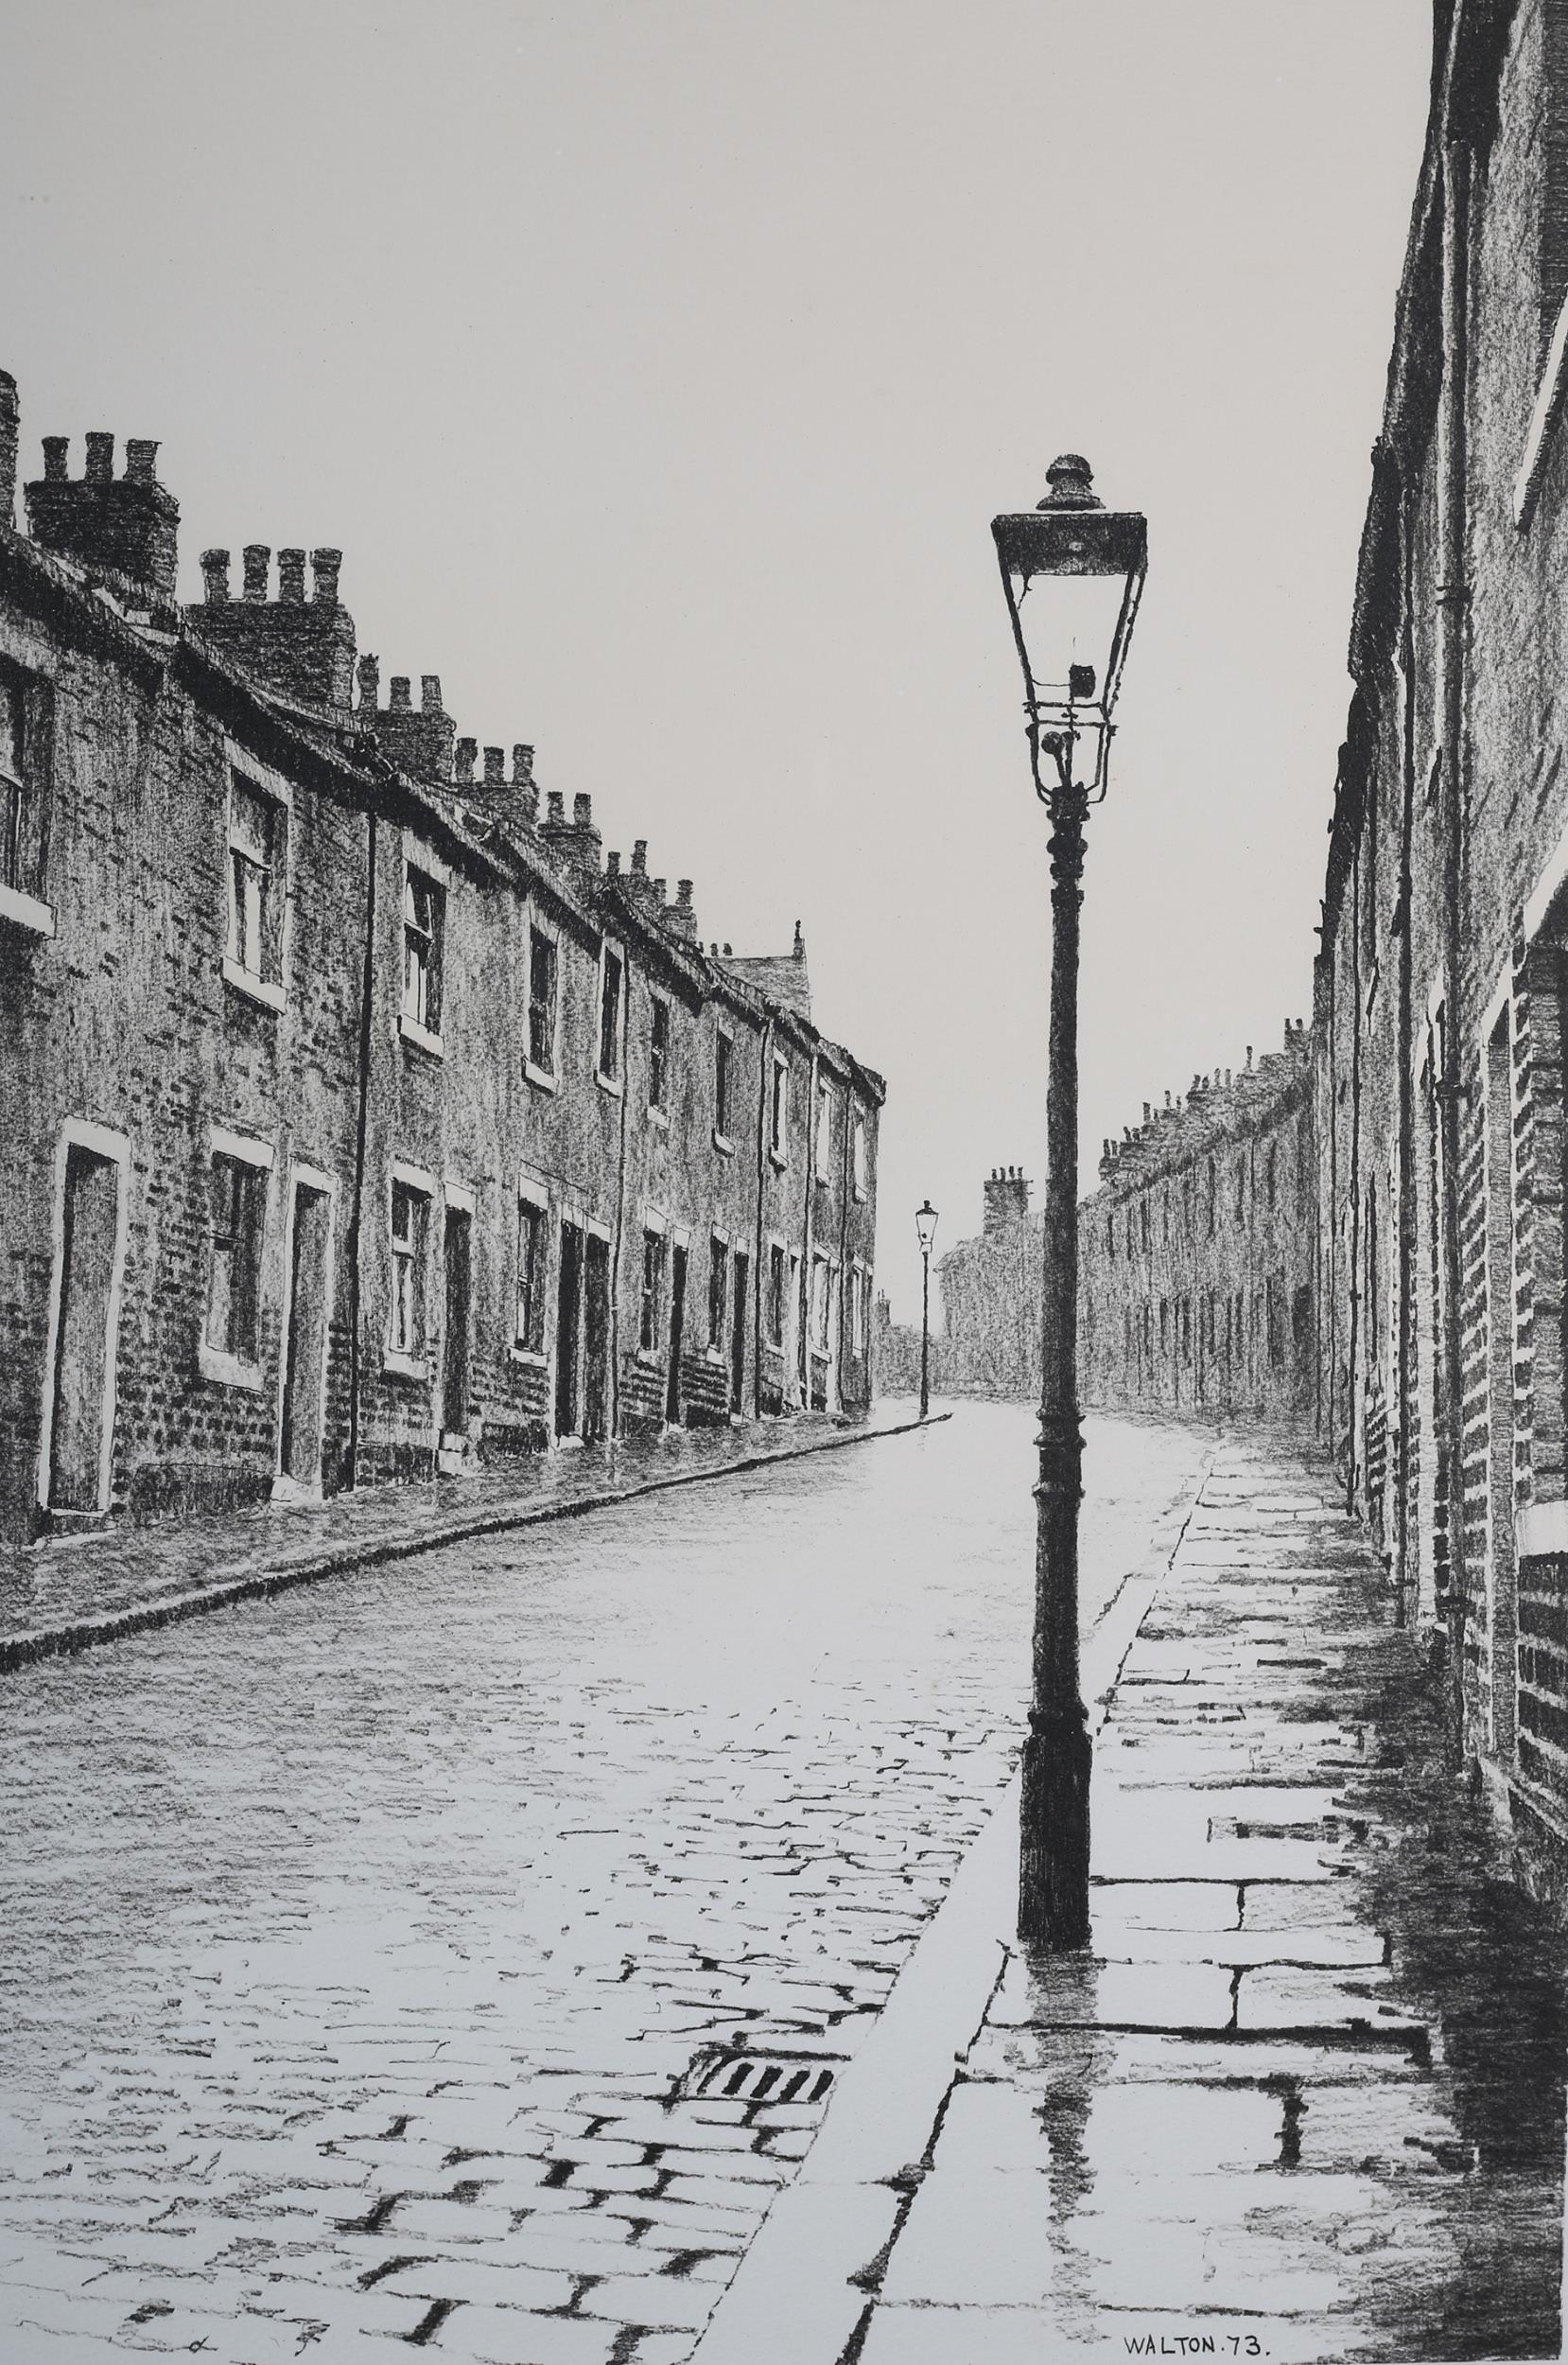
[2, 0, 1431, 1322]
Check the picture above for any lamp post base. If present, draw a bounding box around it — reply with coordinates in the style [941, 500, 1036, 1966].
[1018, 1701, 1092, 1950]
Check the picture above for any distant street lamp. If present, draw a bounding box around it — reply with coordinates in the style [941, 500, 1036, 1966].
[915, 1200, 938, 1419]
[992, 455, 1147, 1951]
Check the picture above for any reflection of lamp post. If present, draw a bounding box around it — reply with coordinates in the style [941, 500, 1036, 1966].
[992, 455, 1147, 1952]
[915, 1200, 938, 1420]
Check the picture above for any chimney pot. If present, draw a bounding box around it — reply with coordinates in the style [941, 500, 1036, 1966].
[793, 920, 805, 958]
[574, 792, 592, 825]
[420, 674, 443, 712]
[310, 547, 341, 606]
[548, 790, 566, 823]
[277, 547, 306, 604]
[483, 745, 505, 786]
[357, 652, 379, 712]
[1246, 1045, 1253, 1069]
[125, 438, 158, 485]
[653, 878, 667, 902]
[389, 674, 412, 711]
[607, 850, 621, 876]
[1142, 1103, 1151, 1123]
[200, 548, 231, 603]
[242, 544, 270, 602]
[513, 743, 533, 782]
[631, 840, 647, 874]
[84, 431, 113, 484]
[454, 736, 477, 785]
[676, 879, 693, 911]
[723, 942, 732, 955]
[42, 436, 68, 482]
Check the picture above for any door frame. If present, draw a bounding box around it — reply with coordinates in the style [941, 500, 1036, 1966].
[36, 1118, 131, 1516]
[441, 1178, 477, 1447]
[273, 1160, 339, 1498]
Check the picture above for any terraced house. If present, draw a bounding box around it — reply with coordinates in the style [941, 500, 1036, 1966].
[0, 367, 881, 1544]
[1316, 0, 1568, 1912]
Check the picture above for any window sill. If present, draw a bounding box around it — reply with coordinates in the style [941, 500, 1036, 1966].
[198, 1342, 265, 1392]
[0, 881, 54, 938]
[636, 1346, 665, 1368]
[705, 1346, 727, 1367]
[852, 1185, 867, 1205]
[646, 1106, 670, 1130]
[524, 1059, 558, 1095]
[509, 1344, 549, 1370]
[768, 1149, 787, 1173]
[223, 955, 286, 1013]
[713, 1130, 735, 1157]
[596, 1070, 624, 1098]
[400, 1012, 444, 1059]
[383, 1347, 429, 1381]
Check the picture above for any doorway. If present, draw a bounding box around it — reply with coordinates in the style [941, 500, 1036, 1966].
[584, 1232, 610, 1444]
[555, 1218, 584, 1439]
[730, 1250, 749, 1414]
[45, 1139, 124, 1514]
[280, 1178, 333, 1493]
[666, 1243, 687, 1424]
[440, 1204, 472, 1448]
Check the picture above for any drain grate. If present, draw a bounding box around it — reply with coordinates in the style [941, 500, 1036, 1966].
[680, 2048, 843, 2105]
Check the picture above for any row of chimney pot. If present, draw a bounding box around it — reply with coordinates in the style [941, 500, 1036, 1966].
[5, 397, 716, 943]
[40, 431, 162, 488]
[200, 546, 341, 606]
[1100, 1021, 1311, 1167]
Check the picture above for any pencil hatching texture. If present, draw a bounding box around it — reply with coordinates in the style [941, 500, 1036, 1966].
[0, 391, 881, 1544]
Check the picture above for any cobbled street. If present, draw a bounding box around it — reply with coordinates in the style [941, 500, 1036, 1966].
[0, 1408, 1209, 2365]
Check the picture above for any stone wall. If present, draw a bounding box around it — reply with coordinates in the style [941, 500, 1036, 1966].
[0, 382, 883, 1542]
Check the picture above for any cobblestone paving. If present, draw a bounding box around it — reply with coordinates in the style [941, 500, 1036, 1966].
[0, 1409, 1210, 2362]
[0, 1403, 921, 1669]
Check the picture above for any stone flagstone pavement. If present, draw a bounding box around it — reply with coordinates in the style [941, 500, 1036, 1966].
[707, 1430, 1568, 2365]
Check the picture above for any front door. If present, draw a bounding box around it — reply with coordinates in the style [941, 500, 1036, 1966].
[730, 1250, 749, 1414]
[47, 1143, 122, 1512]
[666, 1244, 687, 1424]
[584, 1232, 610, 1444]
[555, 1219, 584, 1438]
[441, 1206, 472, 1445]
[280, 1181, 332, 1490]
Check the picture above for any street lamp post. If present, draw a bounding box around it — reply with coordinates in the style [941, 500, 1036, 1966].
[991, 455, 1147, 1951]
[915, 1200, 938, 1419]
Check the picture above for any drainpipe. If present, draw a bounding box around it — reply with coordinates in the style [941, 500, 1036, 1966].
[837, 1067, 852, 1411]
[345, 802, 379, 1491]
[609, 937, 632, 1444]
[1347, 836, 1363, 1522]
[1395, 476, 1419, 1627]
[753, 1017, 770, 1421]
[803, 1051, 818, 1407]
[1437, 136, 1472, 1749]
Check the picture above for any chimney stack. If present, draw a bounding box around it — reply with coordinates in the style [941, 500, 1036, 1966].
[190, 534, 356, 708]
[25, 426, 181, 600]
[454, 736, 477, 785]
[668, 875, 699, 940]
[543, 786, 602, 874]
[483, 745, 505, 787]
[200, 548, 231, 604]
[983, 1168, 1032, 1236]
[357, 652, 379, 713]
